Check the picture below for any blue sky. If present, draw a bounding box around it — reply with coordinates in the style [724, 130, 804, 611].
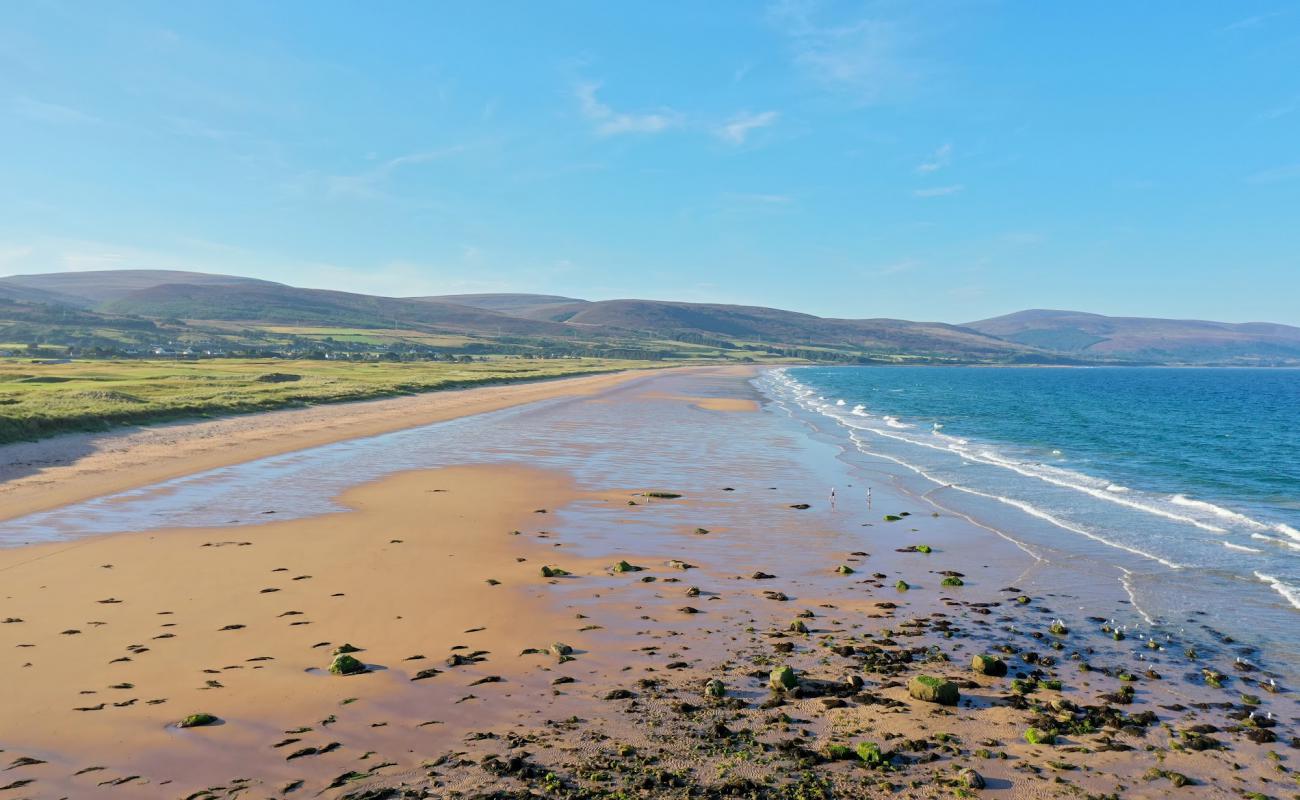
[2, 1, 1298, 324]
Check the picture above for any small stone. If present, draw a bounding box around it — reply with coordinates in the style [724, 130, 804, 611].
[703, 678, 726, 698]
[179, 713, 218, 728]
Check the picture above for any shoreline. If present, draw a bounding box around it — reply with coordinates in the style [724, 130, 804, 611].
[0, 365, 1292, 799]
[0, 366, 704, 524]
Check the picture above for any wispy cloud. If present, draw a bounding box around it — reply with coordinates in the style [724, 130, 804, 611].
[324, 146, 469, 199]
[575, 82, 679, 136]
[1001, 231, 1045, 245]
[726, 192, 793, 205]
[913, 184, 963, 197]
[1246, 163, 1300, 184]
[916, 142, 951, 173]
[866, 259, 920, 277]
[1221, 11, 1284, 32]
[1258, 95, 1299, 122]
[12, 96, 99, 125]
[715, 110, 780, 144]
[767, 0, 915, 101]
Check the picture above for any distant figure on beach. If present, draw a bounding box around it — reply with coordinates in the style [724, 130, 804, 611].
[829, 486, 836, 512]
[867, 487, 872, 509]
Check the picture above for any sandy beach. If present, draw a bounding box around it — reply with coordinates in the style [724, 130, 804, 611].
[0, 367, 1294, 799]
[0, 368, 661, 524]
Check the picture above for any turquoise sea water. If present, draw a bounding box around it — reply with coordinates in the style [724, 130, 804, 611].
[762, 366, 1300, 656]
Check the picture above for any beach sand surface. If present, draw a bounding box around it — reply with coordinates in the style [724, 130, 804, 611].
[0, 367, 1292, 798]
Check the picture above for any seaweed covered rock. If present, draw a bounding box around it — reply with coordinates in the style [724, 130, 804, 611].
[971, 654, 1008, 677]
[957, 768, 985, 789]
[329, 653, 366, 675]
[703, 678, 726, 699]
[908, 675, 959, 705]
[179, 713, 219, 728]
[1024, 727, 1056, 746]
[770, 665, 798, 691]
[855, 741, 886, 767]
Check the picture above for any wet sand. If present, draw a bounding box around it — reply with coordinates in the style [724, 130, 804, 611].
[0, 367, 664, 524]
[0, 368, 1294, 799]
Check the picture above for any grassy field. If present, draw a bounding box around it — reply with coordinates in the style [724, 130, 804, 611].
[0, 357, 658, 445]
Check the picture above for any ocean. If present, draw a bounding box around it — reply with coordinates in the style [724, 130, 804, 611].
[759, 366, 1300, 666]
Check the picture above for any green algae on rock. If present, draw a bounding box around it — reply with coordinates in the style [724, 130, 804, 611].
[908, 675, 959, 705]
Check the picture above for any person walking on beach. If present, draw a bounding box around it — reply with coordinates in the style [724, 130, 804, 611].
[829, 486, 836, 512]
[867, 487, 872, 509]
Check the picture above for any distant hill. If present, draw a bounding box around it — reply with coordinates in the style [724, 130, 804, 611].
[0, 269, 276, 308]
[966, 309, 1300, 364]
[515, 298, 1040, 360]
[418, 293, 589, 316]
[3, 270, 1296, 365]
[103, 282, 571, 336]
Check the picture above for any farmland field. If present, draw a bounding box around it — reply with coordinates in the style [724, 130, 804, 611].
[0, 356, 656, 444]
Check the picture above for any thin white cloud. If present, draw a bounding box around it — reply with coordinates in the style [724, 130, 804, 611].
[12, 96, 99, 125]
[916, 143, 952, 173]
[575, 82, 679, 136]
[1001, 231, 1045, 245]
[715, 110, 780, 144]
[324, 146, 469, 199]
[1259, 95, 1299, 122]
[867, 259, 920, 277]
[1222, 11, 1283, 32]
[1246, 163, 1300, 184]
[912, 184, 964, 197]
[767, 0, 914, 102]
[726, 192, 793, 205]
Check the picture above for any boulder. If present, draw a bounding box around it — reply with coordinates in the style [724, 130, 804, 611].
[907, 675, 959, 705]
[329, 654, 366, 675]
[971, 654, 1008, 677]
[957, 767, 985, 789]
[769, 666, 798, 691]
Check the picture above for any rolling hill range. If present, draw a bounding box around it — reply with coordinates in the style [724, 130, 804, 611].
[1, 270, 1296, 365]
[101, 282, 573, 337]
[966, 309, 1300, 363]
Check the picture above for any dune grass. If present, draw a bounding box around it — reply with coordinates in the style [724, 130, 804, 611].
[0, 357, 654, 444]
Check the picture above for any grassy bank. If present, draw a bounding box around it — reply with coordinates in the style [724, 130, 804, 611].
[0, 357, 657, 444]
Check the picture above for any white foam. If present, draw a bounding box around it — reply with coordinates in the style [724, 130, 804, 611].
[1117, 567, 1156, 625]
[1255, 572, 1300, 610]
[1252, 533, 1300, 552]
[883, 415, 913, 429]
[1276, 523, 1300, 543]
[1170, 494, 1268, 529]
[1223, 541, 1263, 554]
